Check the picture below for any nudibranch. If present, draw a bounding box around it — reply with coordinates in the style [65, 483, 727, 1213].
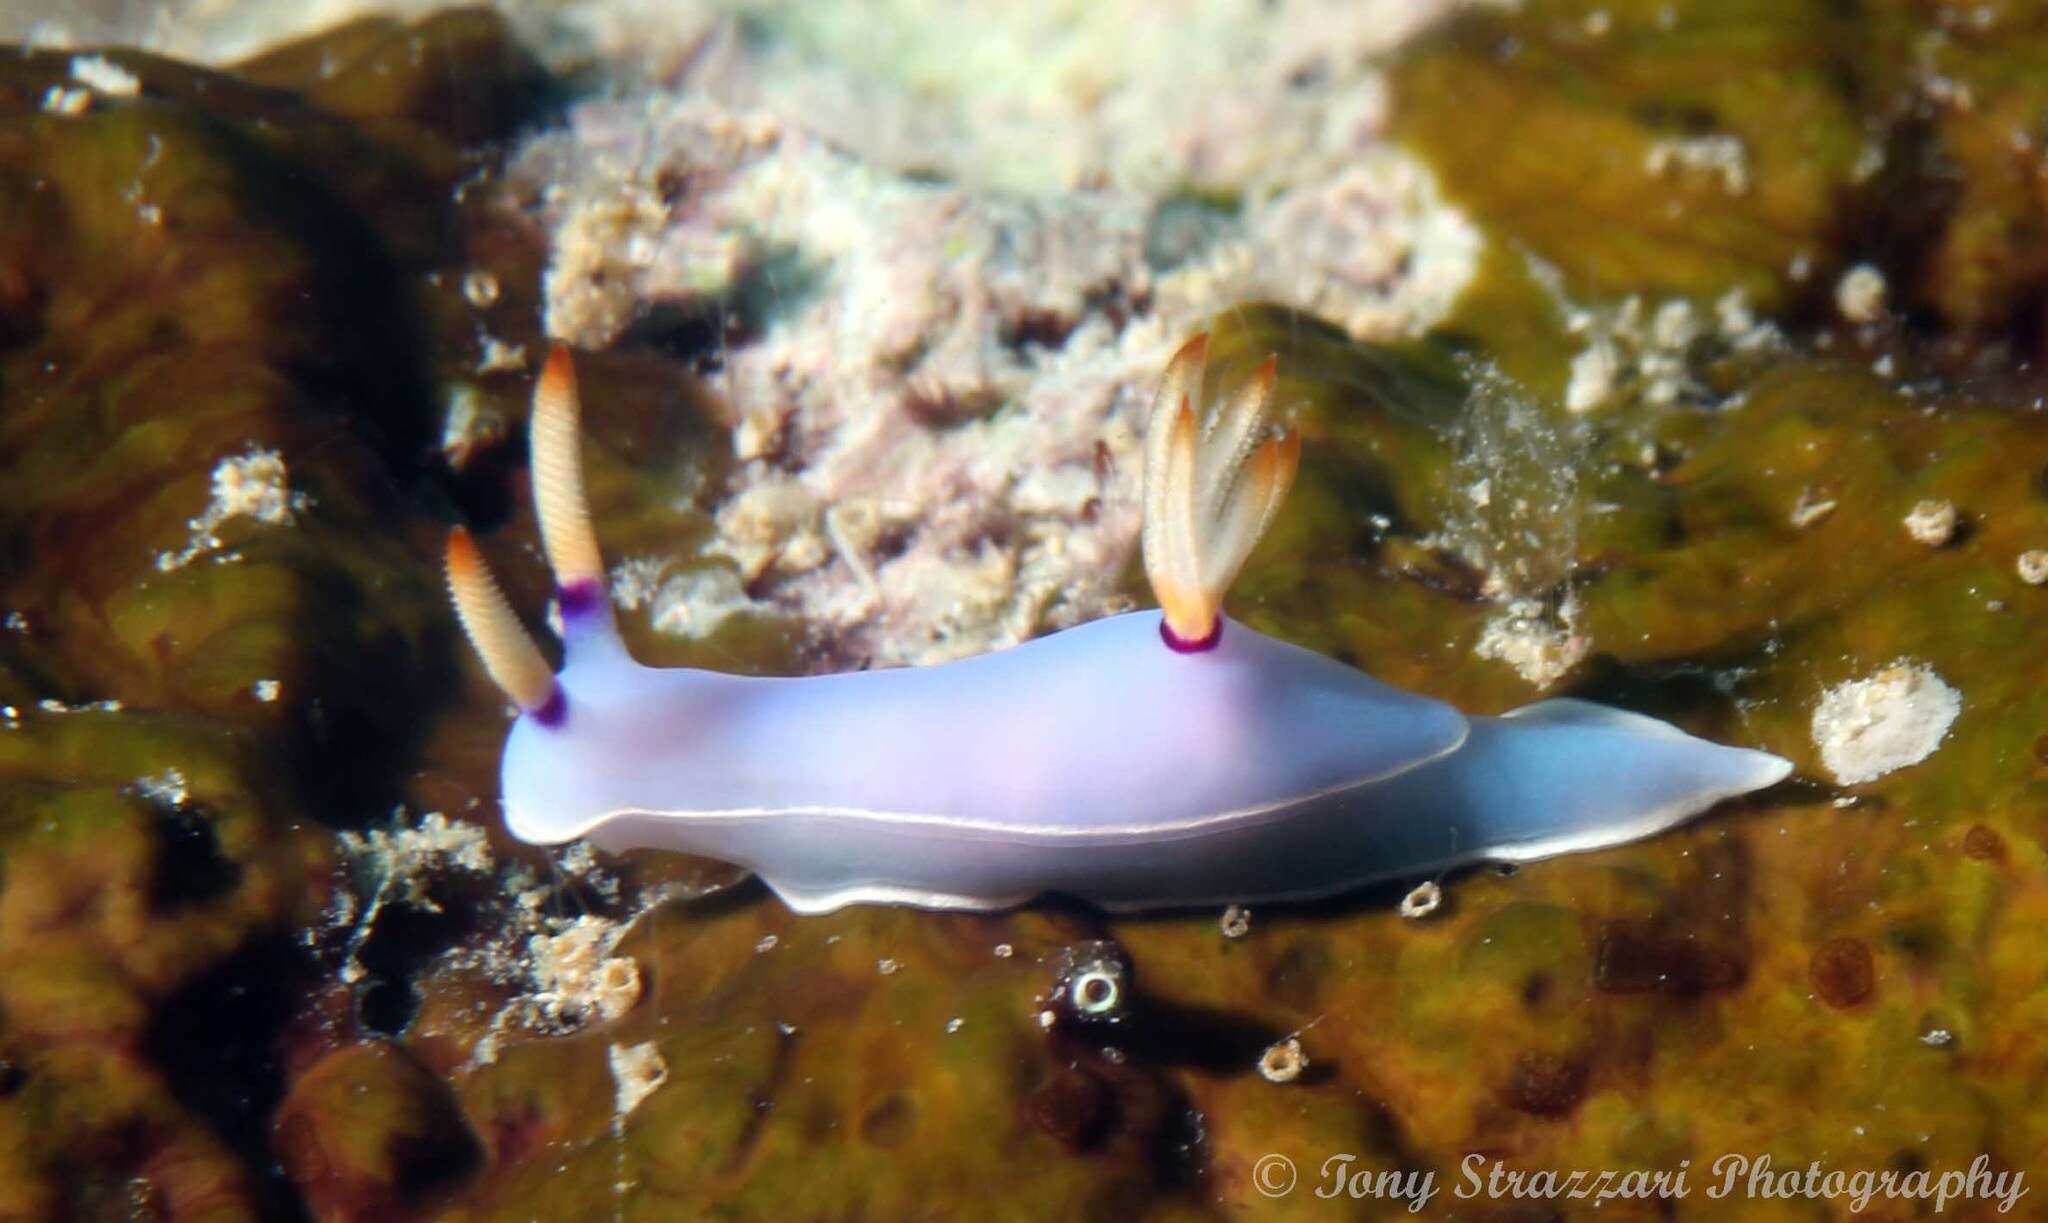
[446, 339, 1790, 914]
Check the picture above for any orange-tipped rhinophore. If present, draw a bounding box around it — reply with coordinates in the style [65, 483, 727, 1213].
[1140, 334, 1299, 647]
[445, 526, 555, 712]
[531, 344, 604, 590]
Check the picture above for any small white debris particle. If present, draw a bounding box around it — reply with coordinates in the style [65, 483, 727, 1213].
[1811, 661, 1961, 785]
[157, 448, 310, 572]
[1475, 598, 1589, 688]
[1715, 287, 1757, 338]
[524, 915, 642, 1029]
[944, 1017, 965, 1034]
[1836, 263, 1887, 324]
[613, 557, 765, 642]
[1399, 880, 1443, 920]
[440, 383, 504, 469]
[755, 934, 779, 953]
[462, 269, 501, 309]
[1564, 337, 1620, 414]
[877, 957, 901, 976]
[1258, 1037, 1309, 1084]
[476, 337, 528, 375]
[992, 943, 1014, 959]
[40, 86, 91, 116]
[70, 55, 139, 97]
[733, 408, 785, 462]
[2017, 550, 2048, 586]
[1902, 498, 1956, 546]
[608, 1041, 668, 1117]
[3, 610, 29, 632]
[1650, 299, 1698, 350]
[1789, 487, 1837, 529]
[653, 567, 758, 640]
[1922, 73, 1975, 112]
[135, 768, 189, 807]
[252, 679, 280, 702]
[1219, 905, 1252, 939]
[1036, 1008, 1057, 1030]
[1644, 134, 1750, 194]
[209, 450, 300, 522]
[1920, 1027, 1955, 1049]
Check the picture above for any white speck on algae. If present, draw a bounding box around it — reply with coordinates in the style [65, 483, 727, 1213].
[156, 448, 310, 572]
[1836, 263, 1887, 324]
[1399, 880, 1443, 920]
[1902, 498, 1956, 546]
[1258, 1037, 1309, 1083]
[1810, 662, 1961, 786]
[609, 1041, 669, 1117]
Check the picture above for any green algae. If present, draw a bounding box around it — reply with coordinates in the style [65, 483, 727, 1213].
[274, 1040, 480, 1218]
[1394, 0, 1867, 310]
[0, 11, 554, 1215]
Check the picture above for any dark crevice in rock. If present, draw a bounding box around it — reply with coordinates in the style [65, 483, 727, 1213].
[143, 932, 315, 1223]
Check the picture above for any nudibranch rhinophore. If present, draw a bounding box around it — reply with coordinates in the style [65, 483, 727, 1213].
[446, 338, 1791, 914]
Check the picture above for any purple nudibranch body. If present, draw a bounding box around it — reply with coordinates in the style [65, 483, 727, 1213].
[447, 338, 1790, 915]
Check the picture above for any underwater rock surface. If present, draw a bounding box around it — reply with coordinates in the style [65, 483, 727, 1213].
[2, 0, 2048, 1218]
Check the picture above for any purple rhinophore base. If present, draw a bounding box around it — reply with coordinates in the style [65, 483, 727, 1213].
[558, 579, 603, 620]
[532, 686, 567, 728]
[1160, 617, 1223, 654]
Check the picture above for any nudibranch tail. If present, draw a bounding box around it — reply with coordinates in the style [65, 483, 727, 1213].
[531, 343, 604, 591]
[445, 527, 557, 714]
[1141, 334, 1300, 645]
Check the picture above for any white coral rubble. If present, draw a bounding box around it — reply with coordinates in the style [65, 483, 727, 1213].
[515, 82, 1476, 667]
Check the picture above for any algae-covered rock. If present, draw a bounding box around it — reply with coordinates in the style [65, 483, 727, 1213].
[274, 1041, 480, 1219]
[0, 11, 548, 1215]
[1394, 0, 1867, 311]
[1398, 0, 2048, 348]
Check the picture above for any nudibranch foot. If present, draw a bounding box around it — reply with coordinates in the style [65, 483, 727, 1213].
[560, 693, 1789, 917]
[445, 335, 1792, 917]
